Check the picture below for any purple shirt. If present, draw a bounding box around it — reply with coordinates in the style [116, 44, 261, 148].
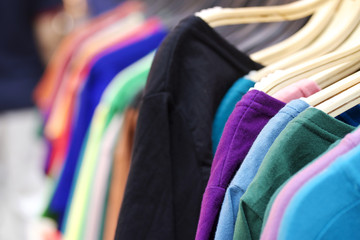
[261, 127, 360, 240]
[195, 90, 285, 240]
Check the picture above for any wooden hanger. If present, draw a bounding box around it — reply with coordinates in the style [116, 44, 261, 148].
[252, 0, 360, 94]
[261, 44, 360, 96]
[309, 61, 360, 89]
[250, 0, 338, 65]
[253, 0, 360, 88]
[228, 0, 296, 53]
[196, 0, 328, 26]
[305, 68, 360, 107]
[260, 4, 360, 100]
[233, 1, 300, 53]
[314, 71, 360, 117]
[308, 13, 360, 88]
[304, 23, 360, 107]
[328, 87, 360, 117]
[300, 17, 360, 112]
[197, 0, 338, 66]
[210, 0, 260, 44]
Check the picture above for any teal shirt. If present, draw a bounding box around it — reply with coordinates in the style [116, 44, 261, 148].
[212, 77, 254, 153]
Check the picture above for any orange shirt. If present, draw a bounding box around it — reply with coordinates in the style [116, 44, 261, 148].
[103, 108, 139, 240]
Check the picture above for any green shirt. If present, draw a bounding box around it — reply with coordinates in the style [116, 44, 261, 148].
[64, 52, 154, 240]
[233, 108, 355, 240]
[261, 139, 341, 231]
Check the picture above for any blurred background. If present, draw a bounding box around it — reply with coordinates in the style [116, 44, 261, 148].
[0, 0, 81, 239]
[0, 1, 124, 239]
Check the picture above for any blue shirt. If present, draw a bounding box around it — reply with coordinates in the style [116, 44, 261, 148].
[45, 29, 167, 229]
[212, 77, 254, 153]
[214, 99, 309, 240]
[279, 137, 360, 240]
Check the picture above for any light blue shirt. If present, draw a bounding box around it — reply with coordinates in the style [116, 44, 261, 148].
[279, 137, 360, 240]
[212, 77, 254, 153]
[214, 99, 309, 240]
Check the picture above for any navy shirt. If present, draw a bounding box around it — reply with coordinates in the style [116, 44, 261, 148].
[0, 0, 62, 111]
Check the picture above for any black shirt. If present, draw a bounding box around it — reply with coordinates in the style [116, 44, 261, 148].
[115, 16, 262, 240]
[0, 0, 61, 111]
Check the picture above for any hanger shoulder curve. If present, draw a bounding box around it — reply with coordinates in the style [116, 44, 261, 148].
[196, 0, 329, 26]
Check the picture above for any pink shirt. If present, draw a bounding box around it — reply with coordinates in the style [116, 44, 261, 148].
[273, 79, 321, 103]
[261, 127, 360, 240]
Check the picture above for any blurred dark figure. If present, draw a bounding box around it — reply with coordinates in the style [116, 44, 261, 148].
[0, 0, 63, 239]
[0, 0, 63, 110]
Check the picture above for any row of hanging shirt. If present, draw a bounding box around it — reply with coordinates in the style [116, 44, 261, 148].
[34, 2, 165, 239]
[34, 1, 309, 239]
[34, 0, 360, 239]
